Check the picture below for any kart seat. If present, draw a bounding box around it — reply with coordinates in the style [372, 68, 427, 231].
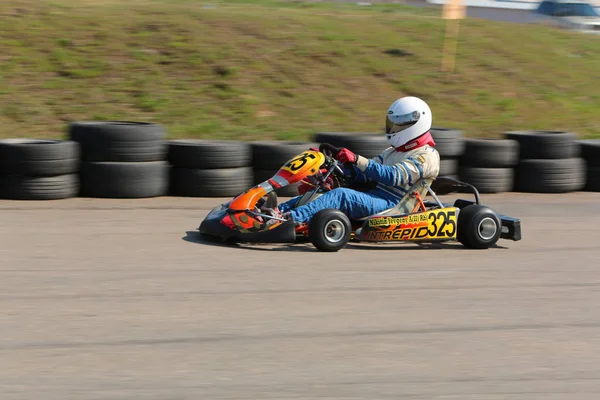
[354, 178, 435, 221]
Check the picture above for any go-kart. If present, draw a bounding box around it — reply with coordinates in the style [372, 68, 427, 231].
[198, 148, 522, 252]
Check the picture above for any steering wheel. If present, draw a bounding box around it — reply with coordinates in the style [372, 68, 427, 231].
[319, 148, 357, 182]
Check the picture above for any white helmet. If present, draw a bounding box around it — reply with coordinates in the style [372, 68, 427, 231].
[385, 96, 432, 148]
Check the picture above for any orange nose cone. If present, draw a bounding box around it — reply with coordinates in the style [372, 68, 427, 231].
[229, 186, 267, 211]
[228, 150, 324, 211]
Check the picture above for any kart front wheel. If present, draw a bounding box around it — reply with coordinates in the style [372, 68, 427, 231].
[457, 205, 502, 249]
[308, 209, 351, 252]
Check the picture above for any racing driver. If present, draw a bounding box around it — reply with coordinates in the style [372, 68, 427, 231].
[268, 96, 441, 224]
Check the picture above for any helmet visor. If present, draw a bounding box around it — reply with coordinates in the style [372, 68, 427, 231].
[386, 110, 421, 134]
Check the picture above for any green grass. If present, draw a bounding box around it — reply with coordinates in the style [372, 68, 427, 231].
[1, 0, 599, 140]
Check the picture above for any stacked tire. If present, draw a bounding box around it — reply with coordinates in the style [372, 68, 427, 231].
[579, 140, 600, 192]
[313, 132, 389, 159]
[430, 128, 465, 180]
[168, 140, 253, 197]
[251, 140, 318, 197]
[506, 131, 585, 193]
[68, 122, 169, 198]
[458, 138, 519, 193]
[0, 139, 80, 200]
[430, 128, 465, 194]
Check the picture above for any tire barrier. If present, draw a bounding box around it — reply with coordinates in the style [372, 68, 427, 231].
[458, 167, 515, 194]
[168, 140, 253, 197]
[505, 130, 580, 160]
[430, 128, 466, 159]
[514, 158, 586, 193]
[170, 166, 253, 197]
[251, 140, 319, 197]
[579, 139, 600, 192]
[79, 161, 170, 198]
[0, 174, 79, 201]
[507, 131, 585, 193]
[2, 125, 599, 200]
[0, 139, 80, 200]
[431, 128, 464, 194]
[459, 138, 519, 169]
[68, 122, 169, 198]
[458, 138, 519, 193]
[168, 139, 252, 169]
[69, 121, 168, 162]
[439, 158, 459, 176]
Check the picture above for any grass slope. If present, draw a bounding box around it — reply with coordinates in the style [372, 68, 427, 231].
[1, 0, 599, 140]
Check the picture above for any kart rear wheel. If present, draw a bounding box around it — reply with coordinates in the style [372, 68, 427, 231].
[457, 205, 502, 249]
[308, 209, 351, 252]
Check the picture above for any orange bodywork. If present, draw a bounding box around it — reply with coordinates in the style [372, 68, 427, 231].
[228, 150, 325, 211]
[229, 186, 268, 211]
[276, 150, 325, 183]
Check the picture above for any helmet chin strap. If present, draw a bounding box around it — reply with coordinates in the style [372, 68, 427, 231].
[393, 131, 436, 152]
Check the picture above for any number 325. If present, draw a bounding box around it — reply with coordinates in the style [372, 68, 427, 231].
[428, 210, 456, 237]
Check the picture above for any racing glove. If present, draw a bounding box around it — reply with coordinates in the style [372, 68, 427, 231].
[337, 148, 357, 164]
[319, 143, 357, 164]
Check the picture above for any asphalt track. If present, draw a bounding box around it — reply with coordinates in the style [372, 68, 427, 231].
[2, 192, 600, 399]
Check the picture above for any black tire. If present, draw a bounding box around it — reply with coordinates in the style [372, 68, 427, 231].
[253, 169, 300, 197]
[504, 131, 579, 160]
[457, 205, 502, 249]
[514, 158, 586, 193]
[458, 167, 514, 193]
[0, 139, 80, 176]
[251, 140, 319, 170]
[79, 161, 169, 198]
[313, 132, 389, 159]
[168, 140, 252, 169]
[0, 174, 78, 200]
[439, 158, 459, 176]
[579, 140, 600, 167]
[460, 138, 519, 168]
[430, 128, 465, 158]
[585, 166, 600, 192]
[68, 121, 167, 162]
[308, 209, 352, 252]
[170, 167, 253, 197]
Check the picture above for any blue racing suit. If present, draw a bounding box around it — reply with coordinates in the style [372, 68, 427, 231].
[279, 144, 441, 223]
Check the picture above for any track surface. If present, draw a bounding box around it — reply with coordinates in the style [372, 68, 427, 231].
[2, 193, 600, 399]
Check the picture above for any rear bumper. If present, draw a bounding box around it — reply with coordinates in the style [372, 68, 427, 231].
[497, 214, 522, 241]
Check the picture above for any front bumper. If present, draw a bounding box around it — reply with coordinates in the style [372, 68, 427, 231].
[198, 206, 297, 243]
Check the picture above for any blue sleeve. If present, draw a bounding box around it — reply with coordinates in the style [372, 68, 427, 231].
[362, 157, 424, 187]
[343, 153, 384, 183]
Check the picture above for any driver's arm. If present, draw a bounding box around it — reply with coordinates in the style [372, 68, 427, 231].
[354, 149, 439, 187]
[343, 154, 384, 183]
